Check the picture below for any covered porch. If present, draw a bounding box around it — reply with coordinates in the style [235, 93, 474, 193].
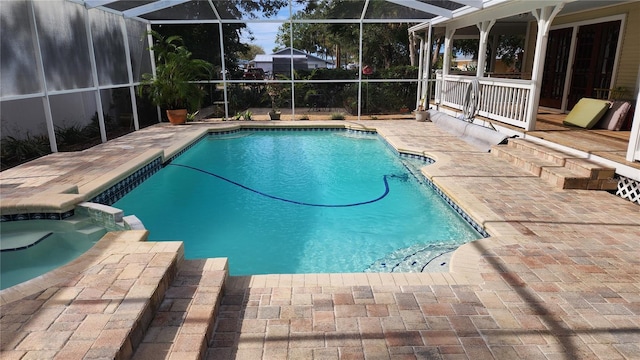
[464, 105, 637, 172]
[410, 0, 640, 175]
[528, 109, 634, 169]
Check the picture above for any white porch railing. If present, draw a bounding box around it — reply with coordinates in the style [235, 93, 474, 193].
[435, 74, 535, 129]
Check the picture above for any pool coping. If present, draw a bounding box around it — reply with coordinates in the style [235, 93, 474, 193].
[0, 121, 500, 301]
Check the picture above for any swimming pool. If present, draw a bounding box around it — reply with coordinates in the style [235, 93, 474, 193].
[1, 216, 107, 289]
[114, 129, 482, 275]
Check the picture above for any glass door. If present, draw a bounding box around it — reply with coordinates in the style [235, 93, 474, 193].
[539, 27, 573, 109]
[567, 20, 621, 109]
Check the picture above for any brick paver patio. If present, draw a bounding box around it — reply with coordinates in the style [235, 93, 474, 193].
[1, 120, 639, 359]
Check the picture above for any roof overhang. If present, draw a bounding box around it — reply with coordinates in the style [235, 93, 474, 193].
[77, 0, 482, 23]
[410, 0, 630, 33]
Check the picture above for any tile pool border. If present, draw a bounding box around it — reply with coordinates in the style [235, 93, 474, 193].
[165, 127, 377, 164]
[89, 158, 163, 206]
[0, 210, 75, 222]
[379, 135, 490, 238]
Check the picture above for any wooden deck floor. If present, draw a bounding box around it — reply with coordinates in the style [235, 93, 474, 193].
[525, 110, 638, 170]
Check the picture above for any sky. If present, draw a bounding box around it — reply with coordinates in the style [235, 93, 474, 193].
[242, 3, 305, 54]
[244, 22, 282, 53]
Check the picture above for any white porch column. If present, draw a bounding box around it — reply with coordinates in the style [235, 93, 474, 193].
[476, 20, 496, 78]
[409, 32, 417, 66]
[423, 24, 432, 105]
[626, 66, 640, 162]
[415, 33, 424, 109]
[626, 101, 640, 162]
[525, 4, 564, 131]
[442, 27, 456, 76]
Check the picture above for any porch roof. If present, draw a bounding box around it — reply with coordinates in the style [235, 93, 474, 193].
[409, 0, 629, 34]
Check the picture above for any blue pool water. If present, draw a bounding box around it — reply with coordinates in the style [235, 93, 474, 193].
[114, 130, 481, 275]
[1, 217, 106, 289]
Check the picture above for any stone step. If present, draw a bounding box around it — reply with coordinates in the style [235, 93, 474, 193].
[540, 165, 618, 190]
[133, 258, 228, 360]
[104, 234, 182, 360]
[491, 145, 563, 177]
[508, 139, 616, 180]
[539, 166, 591, 189]
[493, 139, 617, 190]
[15, 231, 184, 360]
[508, 138, 570, 166]
[564, 158, 616, 180]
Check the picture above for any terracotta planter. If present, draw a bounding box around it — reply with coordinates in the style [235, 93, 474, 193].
[166, 109, 188, 125]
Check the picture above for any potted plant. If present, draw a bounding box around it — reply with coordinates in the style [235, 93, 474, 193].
[138, 31, 213, 125]
[414, 96, 429, 122]
[265, 77, 289, 120]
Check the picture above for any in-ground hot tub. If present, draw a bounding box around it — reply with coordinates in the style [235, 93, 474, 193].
[0, 215, 107, 290]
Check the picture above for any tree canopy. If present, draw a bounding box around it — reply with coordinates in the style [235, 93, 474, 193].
[453, 34, 525, 70]
[153, 0, 289, 73]
[238, 44, 266, 61]
[152, 1, 524, 75]
[275, 0, 413, 69]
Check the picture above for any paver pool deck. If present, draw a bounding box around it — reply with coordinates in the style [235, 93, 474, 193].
[0, 120, 639, 359]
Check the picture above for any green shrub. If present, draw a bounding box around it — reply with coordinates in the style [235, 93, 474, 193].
[55, 123, 89, 147]
[83, 112, 118, 138]
[0, 133, 51, 170]
[232, 110, 252, 121]
[227, 84, 268, 113]
[230, 67, 417, 116]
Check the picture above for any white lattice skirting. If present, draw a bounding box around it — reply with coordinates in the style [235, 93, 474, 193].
[616, 175, 640, 204]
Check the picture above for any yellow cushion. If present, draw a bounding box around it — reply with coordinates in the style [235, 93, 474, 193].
[563, 98, 611, 129]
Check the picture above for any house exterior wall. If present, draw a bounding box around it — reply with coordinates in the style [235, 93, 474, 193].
[523, 2, 640, 96]
[254, 48, 331, 73]
[307, 59, 327, 69]
[553, 1, 639, 95]
[254, 61, 273, 74]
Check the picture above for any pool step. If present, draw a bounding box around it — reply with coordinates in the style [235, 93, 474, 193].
[366, 243, 459, 273]
[0, 215, 105, 251]
[62, 214, 96, 229]
[491, 139, 617, 190]
[133, 258, 228, 360]
[75, 224, 107, 240]
[0, 231, 52, 251]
